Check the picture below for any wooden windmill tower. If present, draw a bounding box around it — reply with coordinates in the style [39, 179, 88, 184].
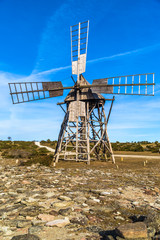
[9, 20, 155, 165]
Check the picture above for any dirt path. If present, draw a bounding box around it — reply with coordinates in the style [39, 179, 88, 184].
[34, 143, 160, 160]
[115, 154, 160, 159]
[35, 141, 55, 152]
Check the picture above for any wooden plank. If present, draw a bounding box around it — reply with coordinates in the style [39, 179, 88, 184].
[92, 79, 113, 94]
[42, 82, 63, 97]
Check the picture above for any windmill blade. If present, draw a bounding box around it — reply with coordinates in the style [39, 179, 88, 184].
[91, 78, 113, 94]
[71, 20, 89, 75]
[8, 81, 64, 104]
[91, 73, 155, 96]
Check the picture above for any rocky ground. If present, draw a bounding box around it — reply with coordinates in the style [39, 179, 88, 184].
[0, 154, 160, 240]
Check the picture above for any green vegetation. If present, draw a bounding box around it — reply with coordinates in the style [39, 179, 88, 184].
[0, 140, 159, 167]
[0, 141, 53, 166]
[112, 141, 160, 153]
[40, 139, 57, 149]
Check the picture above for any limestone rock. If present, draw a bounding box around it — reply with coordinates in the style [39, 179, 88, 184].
[37, 214, 55, 222]
[51, 201, 74, 208]
[70, 216, 88, 226]
[116, 222, 148, 239]
[58, 208, 72, 216]
[58, 195, 72, 201]
[11, 234, 40, 240]
[17, 220, 31, 228]
[45, 217, 70, 227]
[28, 226, 43, 234]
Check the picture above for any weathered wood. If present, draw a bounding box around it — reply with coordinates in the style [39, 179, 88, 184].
[92, 78, 113, 94]
[65, 75, 105, 102]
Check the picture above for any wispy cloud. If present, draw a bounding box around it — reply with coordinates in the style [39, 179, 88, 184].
[88, 43, 160, 64]
[34, 65, 71, 76]
[22, 42, 160, 80]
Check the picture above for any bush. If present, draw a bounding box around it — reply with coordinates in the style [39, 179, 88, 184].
[20, 154, 53, 166]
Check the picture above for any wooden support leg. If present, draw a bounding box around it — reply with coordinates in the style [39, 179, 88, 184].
[86, 102, 90, 165]
[102, 105, 115, 164]
[53, 113, 68, 166]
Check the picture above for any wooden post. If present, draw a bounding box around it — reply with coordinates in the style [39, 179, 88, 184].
[87, 102, 90, 165]
[102, 105, 115, 164]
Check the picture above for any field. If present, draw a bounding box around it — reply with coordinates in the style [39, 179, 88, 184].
[0, 141, 160, 239]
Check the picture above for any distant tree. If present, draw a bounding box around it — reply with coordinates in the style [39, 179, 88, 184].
[8, 136, 12, 141]
[155, 141, 159, 145]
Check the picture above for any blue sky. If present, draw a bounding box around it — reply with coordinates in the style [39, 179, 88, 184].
[0, 0, 160, 142]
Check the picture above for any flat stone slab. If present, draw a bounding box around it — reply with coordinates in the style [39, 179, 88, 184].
[37, 214, 55, 222]
[116, 222, 148, 239]
[46, 217, 70, 227]
[11, 234, 40, 240]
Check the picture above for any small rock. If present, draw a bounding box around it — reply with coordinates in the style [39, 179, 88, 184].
[37, 214, 55, 222]
[116, 222, 148, 239]
[58, 195, 72, 201]
[48, 210, 59, 216]
[11, 234, 40, 240]
[0, 226, 13, 236]
[100, 191, 112, 196]
[58, 208, 72, 216]
[31, 220, 44, 226]
[86, 225, 102, 233]
[147, 226, 156, 237]
[52, 201, 74, 208]
[114, 216, 125, 221]
[93, 198, 100, 203]
[17, 220, 31, 228]
[28, 226, 43, 234]
[45, 192, 55, 198]
[22, 180, 31, 185]
[132, 201, 139, 206]
[70, 216, 88, 226]
[46, 217, 70, 227]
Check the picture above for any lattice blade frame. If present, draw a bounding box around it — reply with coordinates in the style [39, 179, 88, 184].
[91, 73, 155, 96]
[9, 81, 63, 104]
[71, 20, 89, 75]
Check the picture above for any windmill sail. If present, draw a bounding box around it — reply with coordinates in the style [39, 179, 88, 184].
[71, 20, 89, 75]
[91, 73, 155, 96]
[92, 79, 113, 94]
[8, 81, 63, 104]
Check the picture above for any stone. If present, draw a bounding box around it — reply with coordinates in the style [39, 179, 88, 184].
[147, 226, 156, 237]
[28, 226, 43, 234]
[103, 207, 115, 213]
[45, 192, 55, 198]
[22, 180, 31, 185]
[92, 198, 100, 203]
[114, 216, 125, 221]
[17, 220, 31, 228]
[100, 191, 112, 196]
[153, 235, 160, 239]
[31, 220, 44, 226]
[74, 196, 87, 204]
[116, 222, 148, 239]
[45, 217, 70, 227]
[144, 210, 160, 231]
[37, 214, 55, 222]
[48, 210, 59, 216]
[70, 216, 88, 226]
[11, 234, 40, 240]
[0, 226, 13, 236]
[58, 195, 72, 201]
[52, 201, 74, 208]
[58, 208, 72, 216]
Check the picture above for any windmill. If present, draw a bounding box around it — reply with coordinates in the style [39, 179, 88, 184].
[9, 20, 155, 166]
